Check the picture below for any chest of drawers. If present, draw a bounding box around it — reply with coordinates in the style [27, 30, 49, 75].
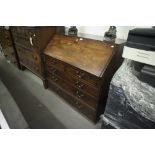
[11, 26, 65, 84]
[0, 27, 20, 68]
[43, 34, 125, 122]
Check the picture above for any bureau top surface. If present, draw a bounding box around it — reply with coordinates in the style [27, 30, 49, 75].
[44, 34, 115, 77]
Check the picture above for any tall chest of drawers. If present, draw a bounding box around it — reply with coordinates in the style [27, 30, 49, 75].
[11, 26, 64, 84]
[0, 27, 20, 68]
[43, 34, 125, 122]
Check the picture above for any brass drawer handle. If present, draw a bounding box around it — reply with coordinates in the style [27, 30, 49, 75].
[75, 81, 79, 85]
[76, 70, 80, 75]
[29, 36, 33, 46]
[75, 81, 84, 89]
[76, 90, 84, 98]
[76, 71, 85, 78]
[29, 34, 36, 47]
[76, 90, 79, 94]
[78, 73, 85, 78]
[78, 84, 84, 89]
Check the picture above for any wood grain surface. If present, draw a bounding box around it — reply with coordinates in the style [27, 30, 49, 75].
[44, 34, 115, 77]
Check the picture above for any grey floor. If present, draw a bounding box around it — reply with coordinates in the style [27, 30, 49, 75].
[0, 53, 99, 129]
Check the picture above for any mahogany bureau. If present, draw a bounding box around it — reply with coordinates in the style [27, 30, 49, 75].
[43, 34, 125, 122]
[11, 26, 64, 85]
[0, 26, 20, 68]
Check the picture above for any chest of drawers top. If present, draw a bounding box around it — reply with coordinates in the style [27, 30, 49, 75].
[44, 34, 115, 77]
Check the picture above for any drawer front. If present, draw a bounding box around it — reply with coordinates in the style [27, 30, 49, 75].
[65, 64, 100, 88]
[13, 35, 37, 50]
[45, 55, 65, 72]
[48, 80, 96, 122]
[16, 45, 39, 63]
[20, 56, 40, 74]
[12, 27, 37, 50]
[47, 74, 98, 109]
[11, 27, 35, 39]
[46, 66, 99, 98]
[45, 55, 101, 89]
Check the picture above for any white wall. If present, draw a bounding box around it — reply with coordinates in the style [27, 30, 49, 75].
[66, 26, 151, 40]
[65, 26, 136, 40]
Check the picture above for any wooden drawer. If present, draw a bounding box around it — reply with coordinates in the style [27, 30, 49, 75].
[48, 80, 96, 122]
[46, 66, 99, 98]
[11, 27, 35, 39]
[47, 74, 98, 109]
[45, 55, 101, 89]
[45, 55, 65, 71]
[13, 36, 36, 50]
[65, 64, 101, 88]
[16, 45, 39, 63]
[20, 56, 40, 74]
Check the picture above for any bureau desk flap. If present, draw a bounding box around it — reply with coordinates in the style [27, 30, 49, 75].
[44, 34, 115, 77]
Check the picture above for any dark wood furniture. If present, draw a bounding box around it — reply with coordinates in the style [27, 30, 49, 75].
[43, 34, 125, 122]
[11, 26, 65, 85]
[0, 27, 20, 68]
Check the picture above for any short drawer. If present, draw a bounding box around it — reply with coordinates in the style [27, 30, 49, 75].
[45, 55, 65, 72]
[48, 81, 96, 122]
[47, 74, 98, 109]
[46, 66, 99, 98]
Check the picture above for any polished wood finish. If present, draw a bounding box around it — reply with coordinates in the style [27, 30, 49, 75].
[44, 35, 114, 76]
[43, 34, 125, 122]
[0, 27, 20, 68]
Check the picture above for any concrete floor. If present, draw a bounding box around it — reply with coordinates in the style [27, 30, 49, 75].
[0, 53, 98, 129]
